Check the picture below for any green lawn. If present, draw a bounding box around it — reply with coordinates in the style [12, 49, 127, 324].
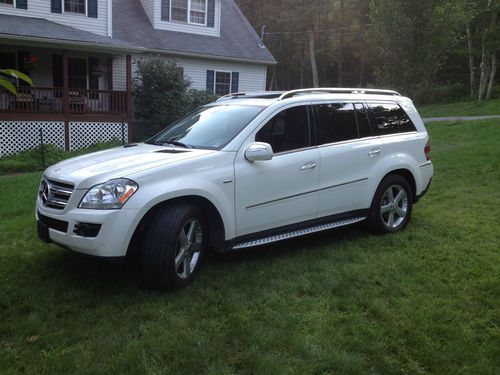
[1, 120, 499, 374]
[417, 98, 500, 118]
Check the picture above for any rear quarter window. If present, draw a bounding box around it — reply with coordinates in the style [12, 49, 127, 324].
[367, 102, 416, 135]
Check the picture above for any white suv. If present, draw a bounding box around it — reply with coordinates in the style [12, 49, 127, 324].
[36, 88, 433, 289]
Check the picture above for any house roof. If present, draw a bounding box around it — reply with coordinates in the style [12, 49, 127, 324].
[113, 0, 276, 64]
[0, 13, 143, 52]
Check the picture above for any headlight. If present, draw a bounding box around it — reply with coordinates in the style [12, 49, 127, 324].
[79, 178, 138, 209]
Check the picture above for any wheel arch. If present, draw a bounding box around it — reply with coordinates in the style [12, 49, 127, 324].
[382, 168, 417, 201]
[127, 195, 226, 257]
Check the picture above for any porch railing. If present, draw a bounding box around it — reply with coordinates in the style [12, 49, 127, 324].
[0, 86, 129, 116]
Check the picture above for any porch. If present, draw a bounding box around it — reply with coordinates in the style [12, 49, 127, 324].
[0, 86, 129, 117]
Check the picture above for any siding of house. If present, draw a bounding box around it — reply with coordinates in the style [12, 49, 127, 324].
[0, 0, 109, 36]
[120, 54, 267, 93]
[153, 0, 221, 37]
[139, 0, 154, 25]
[176, 57, 267, 92]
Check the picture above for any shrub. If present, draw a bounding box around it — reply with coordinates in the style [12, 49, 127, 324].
[132, 58, 219, 141]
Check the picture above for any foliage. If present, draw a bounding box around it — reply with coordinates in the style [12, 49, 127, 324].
[0, 68, 33, 94]
[186, 88, 218, 109]
[0, 119, 499, 373]
[133, 58, 218, 139]
[236, 0, 498, 103]
[0, 141, 121, 175]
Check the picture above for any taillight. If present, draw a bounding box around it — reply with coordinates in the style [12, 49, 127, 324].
[424, 140, 431, 161]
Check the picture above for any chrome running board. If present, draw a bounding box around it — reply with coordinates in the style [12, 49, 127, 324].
[232, 216, 366, 250]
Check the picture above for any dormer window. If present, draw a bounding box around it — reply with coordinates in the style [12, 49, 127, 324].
[163, 0, 214, 27]
[64, 0, 85, 14]
[170, 0, 206, 25]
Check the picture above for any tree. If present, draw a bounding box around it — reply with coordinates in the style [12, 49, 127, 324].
[369, 0, 463, 98]
[133, 58, 216, 138]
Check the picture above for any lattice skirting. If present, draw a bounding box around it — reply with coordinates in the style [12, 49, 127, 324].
[0, 121, 65, 157]
[69, 122, 128, 151]
[0, 121, 128, 156]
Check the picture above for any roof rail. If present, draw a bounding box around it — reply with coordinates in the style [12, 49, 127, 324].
[217, 91, 284, 101]
[278, 88, 401, 100]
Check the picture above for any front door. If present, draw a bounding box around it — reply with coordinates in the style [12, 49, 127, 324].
[234, 105, 320, 236]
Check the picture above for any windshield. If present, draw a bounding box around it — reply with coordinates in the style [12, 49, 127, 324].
[148, 105, 264, 149]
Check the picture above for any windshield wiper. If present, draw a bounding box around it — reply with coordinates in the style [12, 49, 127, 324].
[163, 140, 194, 149]
[145, 139, 195, 149]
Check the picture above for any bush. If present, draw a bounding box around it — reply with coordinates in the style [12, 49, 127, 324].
[132, 58, 219, 141]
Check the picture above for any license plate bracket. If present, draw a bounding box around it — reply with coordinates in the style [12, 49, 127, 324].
[37, 220, 51, 243]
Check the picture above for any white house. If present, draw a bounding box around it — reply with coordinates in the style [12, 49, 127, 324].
[0, 0, 275, 155]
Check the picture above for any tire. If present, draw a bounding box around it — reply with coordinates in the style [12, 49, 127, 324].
[141, 203, 207, 290]
[368, 174, 413, 234]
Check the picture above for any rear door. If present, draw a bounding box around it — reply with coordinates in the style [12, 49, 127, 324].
[314, 102, 382, 216]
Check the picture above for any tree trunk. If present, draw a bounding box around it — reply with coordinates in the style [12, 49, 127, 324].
[486, 53, 497, 100]
[268, 65, 276, 91]
[308, 30, 319, 88]
[466, 23, 476, 98]
[478, 39, 489, 100]
[338, 0, 345, 86]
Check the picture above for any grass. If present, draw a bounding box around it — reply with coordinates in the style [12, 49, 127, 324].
[0, 141, 122, 176]
[417, 97, 500, 118]
[1, 120, 499, 374]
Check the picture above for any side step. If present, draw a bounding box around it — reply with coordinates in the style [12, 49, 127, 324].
[231, 216, 366, 250]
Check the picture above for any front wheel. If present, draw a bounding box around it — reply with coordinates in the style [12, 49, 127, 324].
[141, 203, 207, 290]
[369, 175, 413, 234]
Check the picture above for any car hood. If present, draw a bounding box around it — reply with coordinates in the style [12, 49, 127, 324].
[44, 143, 215, 189]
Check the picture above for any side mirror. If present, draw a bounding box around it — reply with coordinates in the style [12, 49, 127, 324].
[245, 142, 274, 162]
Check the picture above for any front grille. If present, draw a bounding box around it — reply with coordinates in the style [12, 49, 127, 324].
[38, 212, 68, 233]
[39, 178, 75, 210]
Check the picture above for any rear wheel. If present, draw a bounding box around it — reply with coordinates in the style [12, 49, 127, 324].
[141, 203, 207, 290]
[369, 175, 413, 234]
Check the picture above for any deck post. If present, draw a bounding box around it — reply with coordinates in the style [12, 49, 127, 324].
[126, 54, 133, 143]
[62, 50, 70, 151]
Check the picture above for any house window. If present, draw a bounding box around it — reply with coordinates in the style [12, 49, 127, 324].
[189, 0, 206, 24]
[170, 0, 206, 25]
[0, 0, 14, 5]
[64, 0, 85, 14]
[68, 58, 87, 89]
[215, 71, 231, 96]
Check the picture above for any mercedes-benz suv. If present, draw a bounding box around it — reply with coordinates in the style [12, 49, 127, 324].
[36, 88, 433, 289]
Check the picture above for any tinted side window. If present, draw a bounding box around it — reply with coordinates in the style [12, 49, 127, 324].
[354, 103, 372, 138]
[315, 103, 358, 144]
[256, 106, 311, 153]
[367, 102, 416, 135]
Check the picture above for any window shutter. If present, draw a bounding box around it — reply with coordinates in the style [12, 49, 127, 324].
[52, 54, 63, 88]
[88, 0, 98, 18]
[207, 0, 215, 27]
[231, 72, 239, 93]
[51, 0, 62, 13]
[206, 70, 215, 93]
[16, 0, 28, 9]
[161, 0, 170, 21]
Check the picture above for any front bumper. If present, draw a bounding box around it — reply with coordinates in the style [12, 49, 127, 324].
[36, 199, 140, 257]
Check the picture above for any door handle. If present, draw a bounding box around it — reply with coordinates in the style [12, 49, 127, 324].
[300, 161, 317, 171]
[368, 148, 382, 156]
